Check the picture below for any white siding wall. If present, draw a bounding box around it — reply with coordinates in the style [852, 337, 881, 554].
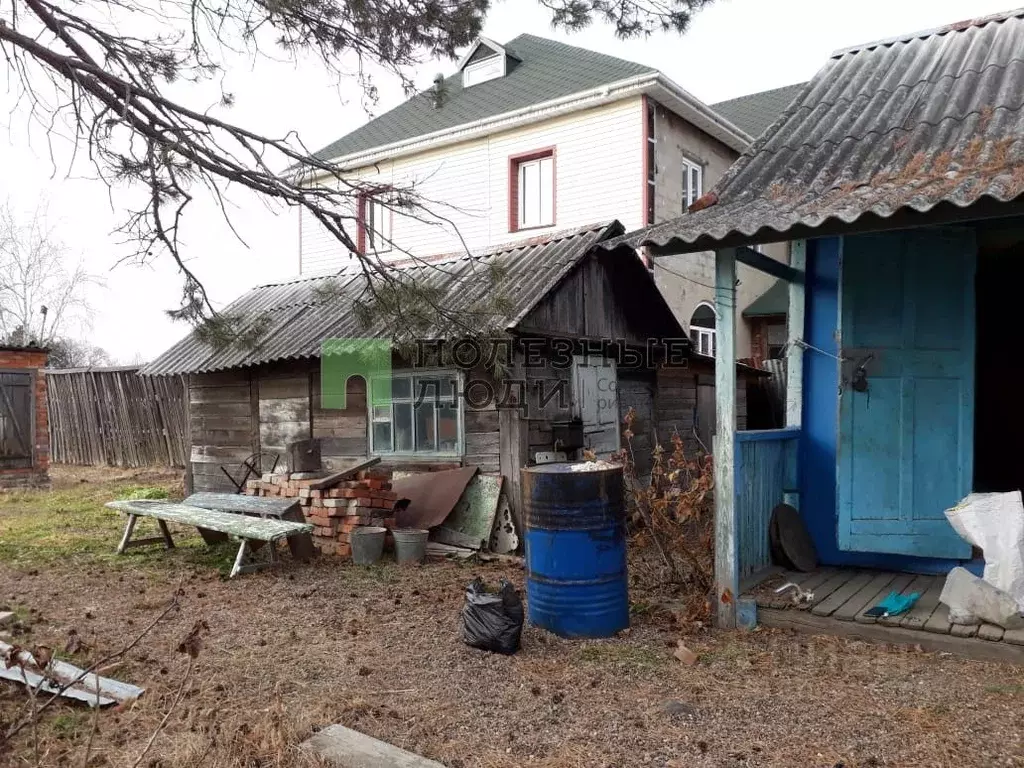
[299, 98, 645, 273]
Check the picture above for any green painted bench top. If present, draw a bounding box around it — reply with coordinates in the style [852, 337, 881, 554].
[106, 500, 312, 542]
[183, 493, 299, 517]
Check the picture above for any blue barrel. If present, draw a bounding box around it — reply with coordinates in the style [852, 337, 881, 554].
[521, 462, 629, 638]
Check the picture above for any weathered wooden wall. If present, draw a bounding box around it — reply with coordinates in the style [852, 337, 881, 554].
[47, 367, 187, 468]
[618, 372, 656, 476]
[312, 372, 368, 469]
[258, 368, 312, 466]
[655, 363, 748, 458]
[189, 370, 256, 491]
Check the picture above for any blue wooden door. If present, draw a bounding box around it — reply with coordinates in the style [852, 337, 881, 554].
[837, 230, 975, 559]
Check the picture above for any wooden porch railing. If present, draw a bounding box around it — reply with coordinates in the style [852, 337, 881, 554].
[734, 428, 800, 579]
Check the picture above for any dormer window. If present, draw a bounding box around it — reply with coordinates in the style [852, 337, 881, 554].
[458, 37, 512, 88]
[464, 56, 505, 87]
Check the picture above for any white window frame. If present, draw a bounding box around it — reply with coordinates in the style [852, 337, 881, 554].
[368, 369, 464, 457]
[690, 301, 716, 357]
[515, 154, 554, 230]
[692, 327, 716, 357]
[363, 195, 393, 254]
[682, 158, 704, 211]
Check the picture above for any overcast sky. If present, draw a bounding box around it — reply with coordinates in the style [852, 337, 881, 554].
[0, 0, 1012, 363]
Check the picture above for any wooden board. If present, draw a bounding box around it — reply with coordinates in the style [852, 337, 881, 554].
[899, 576, 947, 630]
[307, 457, 381, 490]
[978, 623, 1005, 642]
[185, 493, 299, 516]
[1003, 627, 1024, 646]
[951, 622, 979, 638]
[832, 572, 898, 622]
[856, 573, 917, 624]
[806, 570, 853, 608]
[757, 608, 1024, 664]
[923, 602, 953, 634]
[879, 574, 935, 627]
[811, 571, 874, 617]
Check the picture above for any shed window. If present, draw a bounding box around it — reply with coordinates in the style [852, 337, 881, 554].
[690, 303, 716, 357]
[682, 158, 703, 211]
[358, 193, 393, 254]
[369, 371, 462, 456]
[509, 150, 554, 231]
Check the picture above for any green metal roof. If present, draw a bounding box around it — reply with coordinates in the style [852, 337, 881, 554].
[711, 83, 807, 140]
[743, 279, 788, 317]
[313, 34, 656, 163]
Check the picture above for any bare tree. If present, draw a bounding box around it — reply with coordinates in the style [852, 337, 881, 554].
[0, 199, 101, 347]
[0, 0, 712, 342]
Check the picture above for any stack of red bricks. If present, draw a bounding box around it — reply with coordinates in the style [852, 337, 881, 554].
[245, 468, 397, 557]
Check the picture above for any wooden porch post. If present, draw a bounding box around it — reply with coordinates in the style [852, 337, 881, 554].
[786, 240, 807, 429]
[714, 247, 738, 629]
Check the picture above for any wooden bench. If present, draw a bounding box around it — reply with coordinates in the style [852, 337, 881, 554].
[105, 500, 313, 578]
[183, 492, 315, 561]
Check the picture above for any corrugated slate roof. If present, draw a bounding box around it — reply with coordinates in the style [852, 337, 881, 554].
[142, 223, 625, 376]
[313, 34, 656, 163]
[710, 83, 808, 139]
[615, 8, 1024, 254]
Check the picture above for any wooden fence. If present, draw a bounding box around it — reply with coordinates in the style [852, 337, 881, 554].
[46, 367, 188, 467]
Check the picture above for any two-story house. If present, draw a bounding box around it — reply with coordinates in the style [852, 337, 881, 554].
[299, 34, 795, 358]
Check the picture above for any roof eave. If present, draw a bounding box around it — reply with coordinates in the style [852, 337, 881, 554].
[310, 73, 660, 175]
[644, 76, 753, 152]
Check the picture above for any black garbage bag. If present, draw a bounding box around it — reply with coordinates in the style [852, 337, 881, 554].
[460, 577, 524, 655]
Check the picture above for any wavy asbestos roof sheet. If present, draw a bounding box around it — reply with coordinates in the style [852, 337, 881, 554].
[141, 223, 622, 376]
[615, 8, 1024, 254]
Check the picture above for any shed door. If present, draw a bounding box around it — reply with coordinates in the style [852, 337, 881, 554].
[572, 355, 619, 457]
[837, 230, 974, 559]
[0, 372, 33, 469]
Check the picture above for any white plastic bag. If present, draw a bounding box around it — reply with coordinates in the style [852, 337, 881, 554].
[939, 567, 1024, 630]
[944, 491, 1024, 614]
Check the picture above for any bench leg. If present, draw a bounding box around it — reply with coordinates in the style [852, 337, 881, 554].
[117, 515, 170, 553]
[157, 519, 176, 549]
[229, 539, 285, 578]
[117, 515, 138, 554]
[230, 540, 250, 579]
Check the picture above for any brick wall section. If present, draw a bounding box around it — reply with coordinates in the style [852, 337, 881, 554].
[245, 469, 396, 558]
[0, 347, 50, 489]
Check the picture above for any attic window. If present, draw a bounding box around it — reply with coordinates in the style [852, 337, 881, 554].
[463, 54, 505, 87]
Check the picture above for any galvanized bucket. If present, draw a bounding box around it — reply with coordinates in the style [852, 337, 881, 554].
[392, 528, 428, 564]
[350, 526, 387, 565]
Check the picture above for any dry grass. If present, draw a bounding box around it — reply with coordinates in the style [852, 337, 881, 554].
[1, 468, 1023, 767]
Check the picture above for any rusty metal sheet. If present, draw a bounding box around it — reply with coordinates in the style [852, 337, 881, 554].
[392, 467, 478, 529]
[0, 641, 145, 707]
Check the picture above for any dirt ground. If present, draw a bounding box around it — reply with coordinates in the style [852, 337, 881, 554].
[1, 467, 1024, 768]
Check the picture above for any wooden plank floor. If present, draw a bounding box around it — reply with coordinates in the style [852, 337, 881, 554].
[749, 567, 1024, 663]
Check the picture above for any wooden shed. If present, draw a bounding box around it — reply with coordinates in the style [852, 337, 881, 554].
[143, 222, 752, 526]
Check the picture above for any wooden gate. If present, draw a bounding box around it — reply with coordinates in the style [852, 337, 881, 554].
[0, 372, 34, 469]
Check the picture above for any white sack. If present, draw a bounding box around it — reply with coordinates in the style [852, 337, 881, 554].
[939, 567, 1024, 630]
[944, 491, 1024, 612]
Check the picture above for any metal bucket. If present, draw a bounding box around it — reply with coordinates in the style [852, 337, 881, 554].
[350, 526, 387, 565]
[392, 528, 428, 564]
[521, 461, 629, 638]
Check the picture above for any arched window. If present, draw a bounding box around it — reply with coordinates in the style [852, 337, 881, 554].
[690, 303, 716, 356]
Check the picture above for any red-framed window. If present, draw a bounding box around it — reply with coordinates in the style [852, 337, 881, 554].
[508, 148, 555, 233]
[357, 191, 393, 255]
